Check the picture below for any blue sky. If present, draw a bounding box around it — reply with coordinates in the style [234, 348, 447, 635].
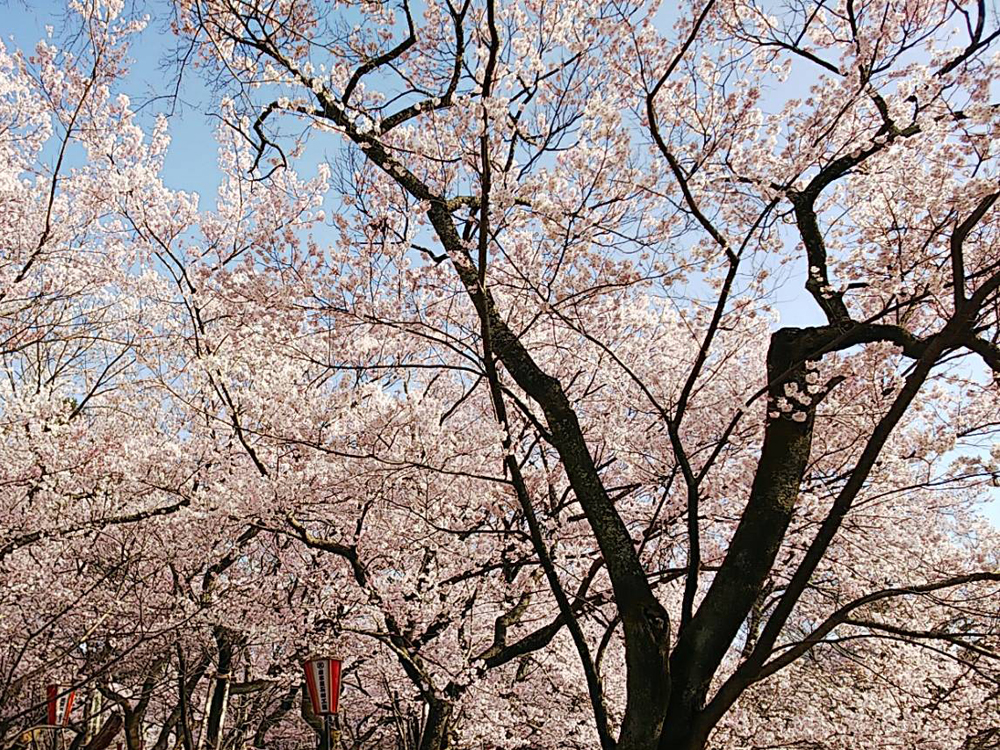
[4, 0, 223, 194]
[7, 0, 998, 524]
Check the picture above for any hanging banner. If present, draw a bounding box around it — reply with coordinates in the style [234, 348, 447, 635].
[85, 689, 103, 741]
[46, 684, 76, 726]
[303, 657, 342, 715]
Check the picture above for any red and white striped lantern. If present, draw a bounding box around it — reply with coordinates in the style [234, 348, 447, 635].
[303, 657, 342, 715]
[46, 684, 76, 726]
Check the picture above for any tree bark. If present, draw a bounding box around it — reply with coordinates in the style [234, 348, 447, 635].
[660, 328, 823, 749]
[82, 715, 123, 750]
[417, 698, 453, 750]
[204, 629, 234, 750]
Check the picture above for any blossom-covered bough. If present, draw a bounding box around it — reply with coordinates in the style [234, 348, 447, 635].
[2, 0, 999, 748]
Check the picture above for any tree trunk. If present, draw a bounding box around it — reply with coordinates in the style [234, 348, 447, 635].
[124, 713, 143, 750]
[204, 630, 234, 750]
[417, 699, 452, 750]
[82, 715, 123, 750]
[659, 329, 824, 750]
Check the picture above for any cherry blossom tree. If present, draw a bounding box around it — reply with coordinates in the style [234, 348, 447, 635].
[0, 4, 203, 742]
[2, 0, 1000, 749]
[165, 0, 1000, 747]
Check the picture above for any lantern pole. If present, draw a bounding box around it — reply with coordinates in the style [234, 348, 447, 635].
[322, 714, 332, 750]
